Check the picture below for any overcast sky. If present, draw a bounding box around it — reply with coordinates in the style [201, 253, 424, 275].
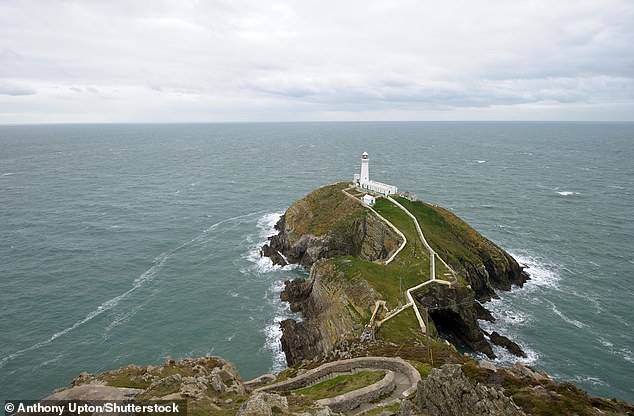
[1, 0, 633, 123]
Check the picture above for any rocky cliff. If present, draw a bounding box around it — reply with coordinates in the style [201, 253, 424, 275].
[279, 259, 382, 365]
[264, 183, 402, 267]
[262, 183, 529, 364]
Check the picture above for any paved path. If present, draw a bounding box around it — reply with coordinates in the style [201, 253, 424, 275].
[256, 356, 421, 414]
[342, 188, 456, 334]
[387, 196, 457, 281]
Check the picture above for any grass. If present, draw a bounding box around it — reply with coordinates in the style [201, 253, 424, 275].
[188, 397, 247, 416]
[361, 402, 401, 415]
[407, 360, 432, 379]
[378, 307, 424, 342]
[328, 196, 435, 308]
[293, 370, 386, 400]
[285, 182, 365, 242]
[393, 197, 505, 280]
[101, 367, 152, 389]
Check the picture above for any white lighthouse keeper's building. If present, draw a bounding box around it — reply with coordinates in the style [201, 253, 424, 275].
[353, 152, 398, 195]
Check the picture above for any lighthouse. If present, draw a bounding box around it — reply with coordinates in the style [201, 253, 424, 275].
[352, 151, 398, 196]
[360, 151, 370, 184]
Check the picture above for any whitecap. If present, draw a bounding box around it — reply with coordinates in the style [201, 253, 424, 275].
[547, 300, 587, 329]
[1, 172, 14, 176]
[570, 375, 609, 387]
[598, 337, 613, 348]
[619, 348, 633, 364]
[557, 191, 579, 196]
[476, 160, 486, 164]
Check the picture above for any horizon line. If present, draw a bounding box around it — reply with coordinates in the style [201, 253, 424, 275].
[1, 120, 634, 127]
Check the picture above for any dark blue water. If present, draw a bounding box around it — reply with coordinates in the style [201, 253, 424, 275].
[1, 122, 632, 401]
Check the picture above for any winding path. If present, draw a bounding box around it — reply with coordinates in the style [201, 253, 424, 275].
[255, 356, 421, 414]
[342, 187, 457, 334]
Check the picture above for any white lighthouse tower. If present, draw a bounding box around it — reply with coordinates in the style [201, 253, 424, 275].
[360, 151, 370, 184]
[352, 151, 398, 196]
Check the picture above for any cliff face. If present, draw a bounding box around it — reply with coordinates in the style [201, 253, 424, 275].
[407, 364, 527, 416]
[415, 284, 497, 359]
[279, 260, 381, 365]
[262, 183, 402, 268]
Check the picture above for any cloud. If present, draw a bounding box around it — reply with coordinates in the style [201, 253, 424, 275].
[0, 0, 632, 122]
[0, 81, 35, 96]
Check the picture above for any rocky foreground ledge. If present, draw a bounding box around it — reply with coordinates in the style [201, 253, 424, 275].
[49, 353, 633, 415]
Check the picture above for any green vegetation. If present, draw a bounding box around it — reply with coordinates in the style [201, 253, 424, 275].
[378, 307, 424, 342]
[327, 196, 435, 309]
[394, 197, 505, 279]
[188, 397, 247, 416]
[285, 183, 365, 242]
[100, 367, 153, 389]
[361, 402, 401, 416]
[461, 359, 492, 384]
[293, 370, 385, 400]
[407, 360, 432, 379]
[100, 364, 195, 390]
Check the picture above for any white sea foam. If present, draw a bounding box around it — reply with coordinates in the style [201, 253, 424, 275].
[510, 252, 561, 290]
[481, 333, 539, 366]
[557, 191, 579, 196]
[598, 337, 613, 348]
[619, 348, 633, 364]
[1, 172, 14, 176]
[476, 160, 487, 163]
[38, 354, 64, 368]
[570, 375, 609, 387]
[0, 211, 265, 368]
[243, 211, 301, 275]
[261, 279, 302, 373]
[546, 300, 587, 329]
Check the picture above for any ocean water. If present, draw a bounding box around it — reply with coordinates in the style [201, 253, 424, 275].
[0, 122, 632, 402]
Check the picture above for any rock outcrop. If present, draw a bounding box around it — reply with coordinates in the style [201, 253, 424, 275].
[54, 357, 245, 404]
[411, 364, 526, 416]
[415, 284, 496, 359]
[262, 183, 402, 268]
[280, 260, 381, 365]
[489, 331, 527, 358]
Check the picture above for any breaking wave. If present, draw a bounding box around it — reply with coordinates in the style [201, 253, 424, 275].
[511, 252, 561, 290]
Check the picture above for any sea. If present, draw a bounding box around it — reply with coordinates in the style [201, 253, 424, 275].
[0, 122, 632, 402]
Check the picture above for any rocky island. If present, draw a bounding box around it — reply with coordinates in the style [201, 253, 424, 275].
[46, 182, 633, 416]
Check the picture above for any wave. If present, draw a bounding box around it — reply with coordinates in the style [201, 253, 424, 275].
[510, 252, 561, 290]
[475, 160, 487, 164]
[242, 211, 301, 275]
[545, 299, 587, 329]
[0, 211, 265, 368]
[557, 191, 579, 196]
[1, 172, 14, 176]
[570, 375, 609, 387]
[261, 280, 300, 373]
